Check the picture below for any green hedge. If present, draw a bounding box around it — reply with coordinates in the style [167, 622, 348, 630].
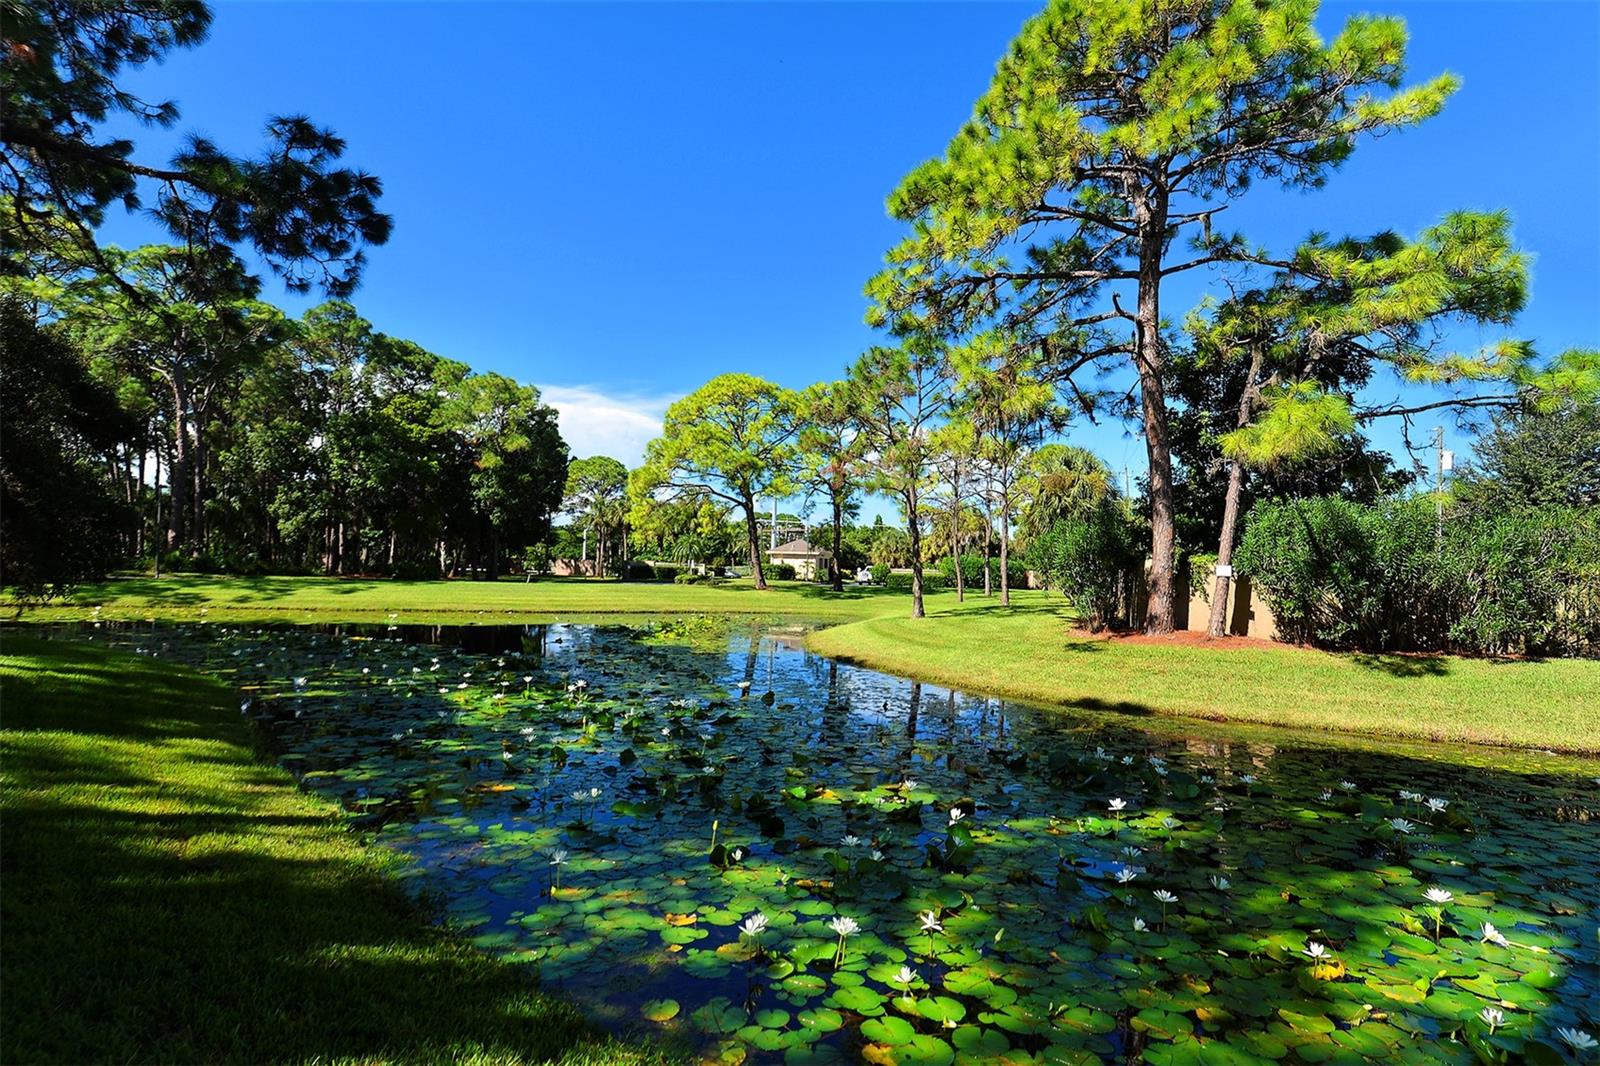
[884, 571, 948, 592]
[935, 553, 1028, 588]
[1235, 497, 1600, 656]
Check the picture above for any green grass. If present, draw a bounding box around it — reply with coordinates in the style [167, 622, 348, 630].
[15, 572, 1600, 756]
[16, 572, 992, 625]
[0, 632, 677, 1065]
[808, 606, 1600, 757]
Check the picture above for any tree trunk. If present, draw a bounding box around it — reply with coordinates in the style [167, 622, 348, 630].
[830, 495, 844, 592]
[1134, 188, 1177, 633]
[950, 499, 965, 602]
[981, 496, 993, 597]
[743, 495, 767, 590]
[999, 502, 1012, 608]
[1207, 343, 1267, 638]
[906, 488, 925, 619]
[164, 375, 190, 554]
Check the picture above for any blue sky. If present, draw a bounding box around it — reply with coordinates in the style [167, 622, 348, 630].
[99, 0, 1599, 515]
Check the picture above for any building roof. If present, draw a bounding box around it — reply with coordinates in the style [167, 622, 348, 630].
[768, 538, 831, 558]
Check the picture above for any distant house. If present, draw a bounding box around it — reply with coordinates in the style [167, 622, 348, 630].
[766, 538, 832, 581]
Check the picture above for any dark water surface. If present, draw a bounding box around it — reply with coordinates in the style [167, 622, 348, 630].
[42, 621, 1600, 1064]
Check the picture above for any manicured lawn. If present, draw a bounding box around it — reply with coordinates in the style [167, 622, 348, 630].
[0, 632, 675, 1065]
[20, 571, 999, 625]
[15, 572, 1600, 756]
[809, 607, 1600, 757]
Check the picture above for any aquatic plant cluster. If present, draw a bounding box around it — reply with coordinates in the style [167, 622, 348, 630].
[96, 623, 1596, 1065]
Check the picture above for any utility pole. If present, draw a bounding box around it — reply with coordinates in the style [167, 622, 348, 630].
[1433, 426, 1449, 544]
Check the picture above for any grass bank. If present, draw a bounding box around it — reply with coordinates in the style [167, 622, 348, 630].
[0, 632, 673, 1065]
[14, 572, 1003, 625]
[807, 608, 1600, 756]
[15, 572, 1599, 756]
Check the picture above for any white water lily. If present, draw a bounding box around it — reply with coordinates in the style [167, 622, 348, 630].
[1338, 780, 1357, 791]
[918, 910, 943, 934]
[549, 849, 568, 866]
[1480, 922, 1509, 947]
[901, 779, 919, 791]
[1131, 917, 1147, 932]
[1303, 942, 1329, 960]
[570, 789, 587, 802]
[1480, 1007, 1504, 1033]
[729, 847, 745, 862]
[1161, 817, 1179, 829]
[1115, 866, 1139, 884]
[1389, 817, 1417, 834]
[1425, 797, 1449, 813]
[1211, 875, 1231, 891]
[1319, 789, 1334, 801]
[1153, 890, 1178, 904]
[1423, 887, 1454, 904]
[1399, 789, 1422, 802]
[1238, 773, 1256, 785]
[1120, 845, 1142, 858]
[894, 965, 917, 990]
[293, 676, 307, 688]
[828, 915, 860, 966]
[1557, 1028, 1598, 1052]
[840, 834, 861, 847]
[391, 732, 405, 742]
[948, 807, 967, 826]
[739, 912, 769, 939]
[1107, 798, 1127, 813]
[870, 849, 885, 862]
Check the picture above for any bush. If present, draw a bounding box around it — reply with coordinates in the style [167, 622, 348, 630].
[674, 571, 722, 586]
[1026, 505, 1141, 631]
[769, 562, 796, 581]
[619, 560, 655, 581]
[870, 563, 890, 585]
[651, 564, 682, 582]
[1235, 496, 1600, 656]
[884, 570, 947, 592]
[936, 552, 1028, 589]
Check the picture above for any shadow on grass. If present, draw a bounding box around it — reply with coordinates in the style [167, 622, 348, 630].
[0, 634, 673, 1066]
[1350, 652, 1453, 678]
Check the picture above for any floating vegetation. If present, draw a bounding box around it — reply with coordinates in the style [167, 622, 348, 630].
[73, 622, 1599, 1064]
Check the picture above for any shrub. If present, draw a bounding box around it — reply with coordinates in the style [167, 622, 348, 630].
[769, 562, 796, 581]
[870, 563, 890, 585]
[652, 564, 682, 582]
[1026, 504, 1141, 631]
[884, 570, 947, 592]
[936, 552, 1028, 589]
[1235, 496, 1600, 656]
[619, 560, 655, 582]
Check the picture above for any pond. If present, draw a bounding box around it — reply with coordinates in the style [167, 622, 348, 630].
[68, 620, 1599, 1065]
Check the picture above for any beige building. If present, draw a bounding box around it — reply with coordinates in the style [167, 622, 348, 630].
[766, 538, 833, 581]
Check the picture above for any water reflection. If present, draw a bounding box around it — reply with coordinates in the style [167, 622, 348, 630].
[52, 621, 1600, 1064]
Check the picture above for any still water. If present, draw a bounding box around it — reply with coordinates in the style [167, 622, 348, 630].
[69, 620, 1600, 1064]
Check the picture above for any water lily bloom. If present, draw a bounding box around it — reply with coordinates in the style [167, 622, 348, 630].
[902, 779, 919, 791]
[1424, 887, 1454, 904]
[1389, 817, 1417, 834]
[549, 849, 569, 866]
[841, 834, 861, 847]
[1120, 845, 1141, 858]
[1480, 1007, 1504, 1033]
[570, 790, 587, 802]
[870, 849, 885, 862]
[589, 787, 601, 799]
[1426, 797, 1449, 813]
[918, 911, 943, 933]
[1400, 789, 1422, 802]
[948, 808, 966, 825]
[1162, 817, 1179, 829]
[1481, 922, 1509, 947]
[894, 965, 917, 988]
[730, 847, 744, 862]
[1319, 790, 1334, 801]
[391, 732, 405, 742]
[739, 913, 769, 939]
[1557, 1029, 1598, 1052]
[1132, 917, 1147, 932]
[1108, 798, 1127, 813]
[293, 677, 307, 688]
[1115, 867, 1139, 884]
[1211, 875, 1231, 891]
[1303, 942, 1329, 959]
[1239, 774, 1255, 785]
[1153, 890, 1178, 904]
[1339, 780, 1357, 791]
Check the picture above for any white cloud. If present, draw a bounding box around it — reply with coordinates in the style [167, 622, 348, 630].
[537, 384, 677, 468]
